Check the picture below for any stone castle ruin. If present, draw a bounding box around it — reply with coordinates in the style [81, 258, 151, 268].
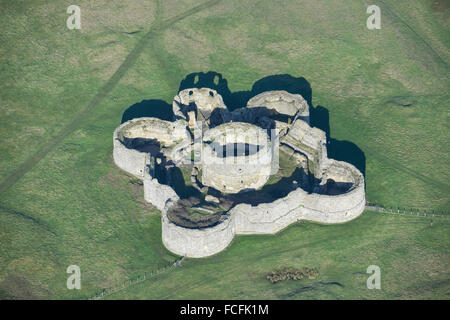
[113, 87, 365, 258]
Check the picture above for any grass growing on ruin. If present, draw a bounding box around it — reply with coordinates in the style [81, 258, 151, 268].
[0, 0, 448, 299]
[265, 149, 300, 185]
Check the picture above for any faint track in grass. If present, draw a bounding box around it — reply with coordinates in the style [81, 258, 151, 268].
[0, 0, 222, 196]
[377, 0, 448, 68]
[96, 206, 449, 299]
[0, 205, 57, 235]
[363, 147, 450, 192]
[279, 281, 344, 299]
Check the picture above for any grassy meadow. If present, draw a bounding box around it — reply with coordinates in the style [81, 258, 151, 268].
[0, 0, 448, 299]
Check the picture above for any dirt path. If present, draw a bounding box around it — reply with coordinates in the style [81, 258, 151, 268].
[0, 0, 222, 195]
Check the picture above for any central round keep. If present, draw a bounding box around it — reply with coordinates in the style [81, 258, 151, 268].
[201, 122, 273, 194]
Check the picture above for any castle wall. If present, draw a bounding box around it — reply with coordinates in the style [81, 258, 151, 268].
[161, 211, 235, 258]
[232, 163, 365, 234]
[246, 90, 310, 121]
[144, 176, 179, 212]
[113, 117, 190, 178]
[201, 122, 273, 193]
[113, 129, 147, 178]
[114, 89, 366, 259]
[160, 160, 365, 258]
[281, 119, 327, 178]
[173, 88, 228, 122]
[202, 166, 272, 194]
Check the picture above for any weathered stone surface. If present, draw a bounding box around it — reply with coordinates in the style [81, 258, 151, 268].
[173, 88, 231, 128]
[161, 167, 364, 257]
[201, 122, 272, 193]
[281, 118, 327, 177]
[117, 117, 190, 146]
[205, 195, 220, 203]
[144, 177, 179, 212]
[142, 154, 179, 212]
[162, 209, 234, 258]
[113, 137, 147, 178]
[113, 117, 191, 178]
[247, 90, 309, 121]
[113, 87, 366, 258]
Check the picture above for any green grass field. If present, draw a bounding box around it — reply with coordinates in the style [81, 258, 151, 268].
[0, 0, 448, 299]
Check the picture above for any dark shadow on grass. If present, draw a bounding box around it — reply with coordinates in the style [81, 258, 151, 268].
[310, 105, 366, 177]
[179, 72, 312, 111]
[179, 71, 365, 176]
[121, 99, 174, 123]
[228, 167, 306, 205]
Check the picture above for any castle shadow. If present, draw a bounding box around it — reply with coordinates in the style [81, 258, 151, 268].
[310, 105, 365, 177]
[121, 99, 174, 123]
[179, 72, 312, 111]
[121, 71, 365, 177]
[179, 71, 365, 177]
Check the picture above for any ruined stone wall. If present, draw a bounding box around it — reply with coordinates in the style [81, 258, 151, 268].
[143, 171, 179, 212]
[160, 159, 365, 258]
[160, 185, 364, 258]
[201, 122, 273, 193]
[114, 89, 366, 259]
[246, 90, 310, 123]
[117, 117, 189, 145]
[202, 165, 272, 194]
[233, 162, 365, 232]
[161, 210, 235, 258]
[173, 88, 229, 125]
[281, 119, 327, 178]
[113, 124, 147, 178]
[113, 117, 190, 178]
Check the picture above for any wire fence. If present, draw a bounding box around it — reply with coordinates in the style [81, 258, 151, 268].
[365, 202, 449, 219]
[88, 202, 448, 299]
[89, 256, 185, 300]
